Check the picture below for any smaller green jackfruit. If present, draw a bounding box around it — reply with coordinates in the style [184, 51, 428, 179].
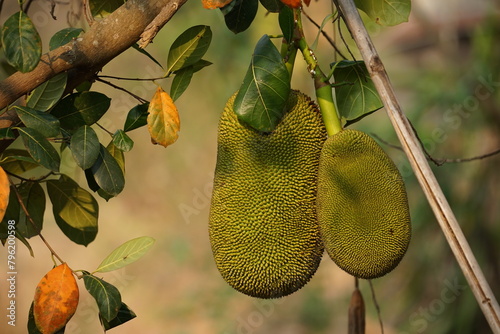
[317, 129, 411, 279]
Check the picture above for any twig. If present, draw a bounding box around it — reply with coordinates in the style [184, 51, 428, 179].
[302, 9, 347, 59]
[98, 74, 167, 81]
[82, 0, 94, 26]
[9, 178, 64, 264]
[5, 170, 54, 183]
[334, 0, 500, 331]
[371, 133, 500, 166]
[24, 0, 35, 13]
[95, 122, 114, 137]
[95, 77, 148, 103]
[368, 280, 384, 334]
[49, 0, 57, 20]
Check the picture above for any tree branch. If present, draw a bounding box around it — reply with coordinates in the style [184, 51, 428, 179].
[334, 0, 500, 331]
[0, 0, 188, 111]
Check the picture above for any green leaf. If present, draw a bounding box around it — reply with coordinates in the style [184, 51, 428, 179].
[1, 188, 19, 232]
[90, 145, 125, 196]
[101, 302, 136, 330]
[51, 91, 111, 133]
[0, 127, 16, 140]
[49, 28, 83, 50]
[70, 125, 100, 170]
[234, 35, 291, 132]
[90, 0, 125, 17]
[26, 72, 68, 111]
[14, 106, 61, 137]
[170, 66, 194, 102]
[191, 59, 213, 73]
[112, 130, 133, 152]
[83, 272, 121, 322]
[132, 43, 164, 69]
[222, 0, 258, 34]
[259, 0, 283, 12]
[95, 236, 155, 273]
[84, 168, 100, 192]
[106, 142, 125, 175]
[279, 6, 294, 43]
[16, 182, 45, 238]
[17, 127, 60, 172]
[167, 25, 212, 73]
[1, 11, 42, 72]
[47, 175, 99, 246]
[0, 149, 39, 174]
[332, 60, 383, 122]
[124, 103, 149, 132]
[354, 0, 411, 26]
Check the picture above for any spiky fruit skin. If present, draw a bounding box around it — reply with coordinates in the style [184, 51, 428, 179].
[209, 90, 327, 298]
[317, 129, 411, 279]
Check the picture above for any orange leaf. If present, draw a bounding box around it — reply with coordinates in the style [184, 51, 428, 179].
[280, 0, 302, 8]
[147, 86, 181, 148]
[0, 167, 9, 221]
[202, 0, 233, 9]
[34, 263, 79, 334]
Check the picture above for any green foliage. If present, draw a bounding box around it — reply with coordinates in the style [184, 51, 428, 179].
[26, 73, 67, 111]
[331, 60, 383, 124]
[279, 6, 294, 43]
[167, 25, 212, 73]
[222, 0, 259, 34]
[90, 145, 125, 197]
[83, 272, 122, 321]
[14, 106, 61, 138]
[112, 130, 134, 152]
[259, 0, 283, 13]
[354, 0, 411, 26]
[1, 11, 41, 72]
[90, 0, 125, 17]
[70, 125, 100, 170]
[15, 182, 45, 238]
[124, 104, 149, 132]
[101, 302, 136, 330]
[49, 28, 83, 50]
[47, 175, 99, 246]
[234, 35, 291, 132]
[51, 92, 111, 133]
[17, 127, 60, 172]
[95, 236, 156, 273]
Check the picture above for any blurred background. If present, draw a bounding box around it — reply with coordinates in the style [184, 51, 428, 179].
[0, 0, 499, 333]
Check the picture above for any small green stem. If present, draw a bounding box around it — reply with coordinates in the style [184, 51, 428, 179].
[281, 39, 298, 79]
[294, 9, 342, 136]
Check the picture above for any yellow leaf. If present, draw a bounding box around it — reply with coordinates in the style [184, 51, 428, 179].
[147, 86, 180, 147]
[0, 167, 9, 221]
[34, 263, 79, 334]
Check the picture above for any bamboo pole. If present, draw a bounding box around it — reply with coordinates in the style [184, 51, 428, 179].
[334, 0, 500, 331]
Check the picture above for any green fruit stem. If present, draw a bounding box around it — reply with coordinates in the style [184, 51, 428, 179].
[294, 9, 342, 136]
[280, 39, 298, 79]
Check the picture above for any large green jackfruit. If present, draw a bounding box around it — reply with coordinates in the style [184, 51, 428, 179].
[209, 90, 327, 298]
[317, 129, 411, 279]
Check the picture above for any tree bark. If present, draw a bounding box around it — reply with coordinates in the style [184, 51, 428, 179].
[0, 0, 188, 111]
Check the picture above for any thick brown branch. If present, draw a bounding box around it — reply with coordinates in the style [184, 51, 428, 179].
[0, 0, 188, 111]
